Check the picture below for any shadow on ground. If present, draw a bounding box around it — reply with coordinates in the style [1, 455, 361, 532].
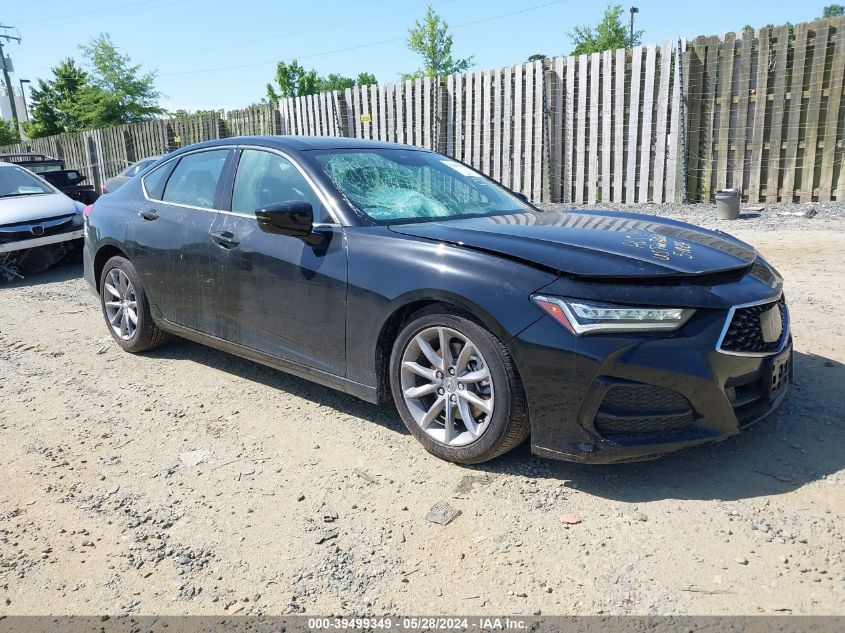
[148, 337, 405, 434]
[1, 261, 82, 288]
[482, 349, 844, 502]
[150, 333, 844, 504]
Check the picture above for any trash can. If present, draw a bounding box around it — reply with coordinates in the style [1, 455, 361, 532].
[715, 189, 740, 220]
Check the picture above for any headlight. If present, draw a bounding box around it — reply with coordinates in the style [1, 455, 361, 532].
[531, 295, 694, 335]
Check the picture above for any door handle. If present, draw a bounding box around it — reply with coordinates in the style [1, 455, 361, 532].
[210, 231, 240, 249]
[138, 209, 159, 221]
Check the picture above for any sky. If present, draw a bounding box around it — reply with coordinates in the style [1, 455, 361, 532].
[1, 0, 831, 112]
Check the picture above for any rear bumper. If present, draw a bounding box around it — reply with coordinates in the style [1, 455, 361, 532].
[509, 308, 792, 464]
[0, 229, 84, 254]
[82, 229, 98, 295]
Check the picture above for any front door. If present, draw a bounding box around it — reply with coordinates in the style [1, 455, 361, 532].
[210, 148, 348, 376]
[127, 148, 233, 334]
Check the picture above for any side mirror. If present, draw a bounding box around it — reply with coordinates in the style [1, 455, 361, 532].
[514, 192, 529, 203]
[256, 201, 313, 238]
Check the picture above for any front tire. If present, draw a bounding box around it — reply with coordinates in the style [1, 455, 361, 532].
[389, 306, 529, 464]
[99, 256, 169, 353]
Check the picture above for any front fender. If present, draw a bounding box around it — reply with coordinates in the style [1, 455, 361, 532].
[344, 227, 557, 389]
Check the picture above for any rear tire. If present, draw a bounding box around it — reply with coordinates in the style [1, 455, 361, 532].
[389, 306, 529, 464]
[99, 256, 170, 353]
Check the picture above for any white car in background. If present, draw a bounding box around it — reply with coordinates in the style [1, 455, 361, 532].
[0, 162, 85, 280]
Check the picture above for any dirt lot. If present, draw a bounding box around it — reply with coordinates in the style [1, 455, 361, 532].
[1, 223, 843, 616]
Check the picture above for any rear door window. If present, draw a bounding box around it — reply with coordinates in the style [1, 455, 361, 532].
[162, 150, 229, 209]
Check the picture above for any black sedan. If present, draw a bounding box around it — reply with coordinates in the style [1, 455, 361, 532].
[82, 136, 791, 464]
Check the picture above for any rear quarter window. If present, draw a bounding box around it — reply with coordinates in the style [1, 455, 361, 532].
[142, 162, 172, 200]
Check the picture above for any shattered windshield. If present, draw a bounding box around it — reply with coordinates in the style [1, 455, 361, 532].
[0, 166, 53, 198]
[308, 149, 531, 224]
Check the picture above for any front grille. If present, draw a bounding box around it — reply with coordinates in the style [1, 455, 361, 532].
[594, 384, 695, 436]
[0, 215, 76, 245]
[719, 297, 788, 355]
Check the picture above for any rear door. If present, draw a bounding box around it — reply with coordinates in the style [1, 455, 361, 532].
[127, 148, 234, 334]
[208, 148, 348, 376]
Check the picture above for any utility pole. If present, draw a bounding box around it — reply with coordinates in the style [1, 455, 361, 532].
[0, 25, 22, 129]
[629, 6, 639, 47]
[19, 78, 30, 118]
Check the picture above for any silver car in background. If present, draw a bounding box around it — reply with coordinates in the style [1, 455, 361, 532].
[0, 162, 85, 280]
[102, 156, 162, 194]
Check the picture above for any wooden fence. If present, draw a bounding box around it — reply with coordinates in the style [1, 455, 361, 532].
[686, 18, 845, 203]
[0, 109, 265, 192]
[3, 17, 844, 203]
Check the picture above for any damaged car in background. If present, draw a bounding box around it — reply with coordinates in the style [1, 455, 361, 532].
[0, 161, 85, 282]
[0, 152, 99, 204]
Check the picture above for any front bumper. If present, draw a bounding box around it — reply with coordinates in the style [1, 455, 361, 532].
[509, 301, 792, 464]
[0, 229, 84, 254]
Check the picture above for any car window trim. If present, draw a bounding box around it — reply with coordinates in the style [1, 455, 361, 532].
[141, 147, 232, 212]
[227, 145, 341, 226]
[140, 145, 341, 227]
[162, 148, 234, 211]
[140, 157, 178, 200]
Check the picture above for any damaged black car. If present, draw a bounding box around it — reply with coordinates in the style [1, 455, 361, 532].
[83, 137, 791, 464]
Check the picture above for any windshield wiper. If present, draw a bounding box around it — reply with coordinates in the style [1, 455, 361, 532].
[0, 192, 49, 198]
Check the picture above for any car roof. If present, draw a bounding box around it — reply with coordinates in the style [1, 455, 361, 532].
[175, 135, 429, 154]
[0, 152, 53, 159]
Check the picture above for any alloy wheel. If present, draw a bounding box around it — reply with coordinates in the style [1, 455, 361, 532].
[103, 268, 138, 341]
[400, 326, 495, 446]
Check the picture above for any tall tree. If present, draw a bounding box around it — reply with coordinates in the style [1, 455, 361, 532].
[569, 3, 643, 55]
[356, 72, 378, 87]
[404, 5, 472, 78]
[266, 59, 320, 103]
[0, 119, 20, 145]
[25, 58, 90, 138]
[268, 63, 377, 99]
[75, 34, 164, 128]
[319, 73, 356, 93]
[822, 4, 844, 17]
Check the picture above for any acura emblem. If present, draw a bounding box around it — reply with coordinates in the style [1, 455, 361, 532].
[760, 305, 783, 343]
[31, 225, 45, 236]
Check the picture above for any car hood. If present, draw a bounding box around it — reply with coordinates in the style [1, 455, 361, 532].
[388, 210, 758, 278]
[0, 192, 81, 226]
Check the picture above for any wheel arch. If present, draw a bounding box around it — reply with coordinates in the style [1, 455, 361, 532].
[93, 242, 130, 293]
[372, 290, 513, 404]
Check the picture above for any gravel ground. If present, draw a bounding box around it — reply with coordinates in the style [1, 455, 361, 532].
[0, 216, 843, 616]
[538, 200, 845, 233]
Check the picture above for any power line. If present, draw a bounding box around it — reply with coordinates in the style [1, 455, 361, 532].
[15, 0, 191, 26]
[147, 0, 464, 62]
[159, 0, 567, 78]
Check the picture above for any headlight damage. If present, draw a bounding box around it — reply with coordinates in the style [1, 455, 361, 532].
[531, 295, 694, 335]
